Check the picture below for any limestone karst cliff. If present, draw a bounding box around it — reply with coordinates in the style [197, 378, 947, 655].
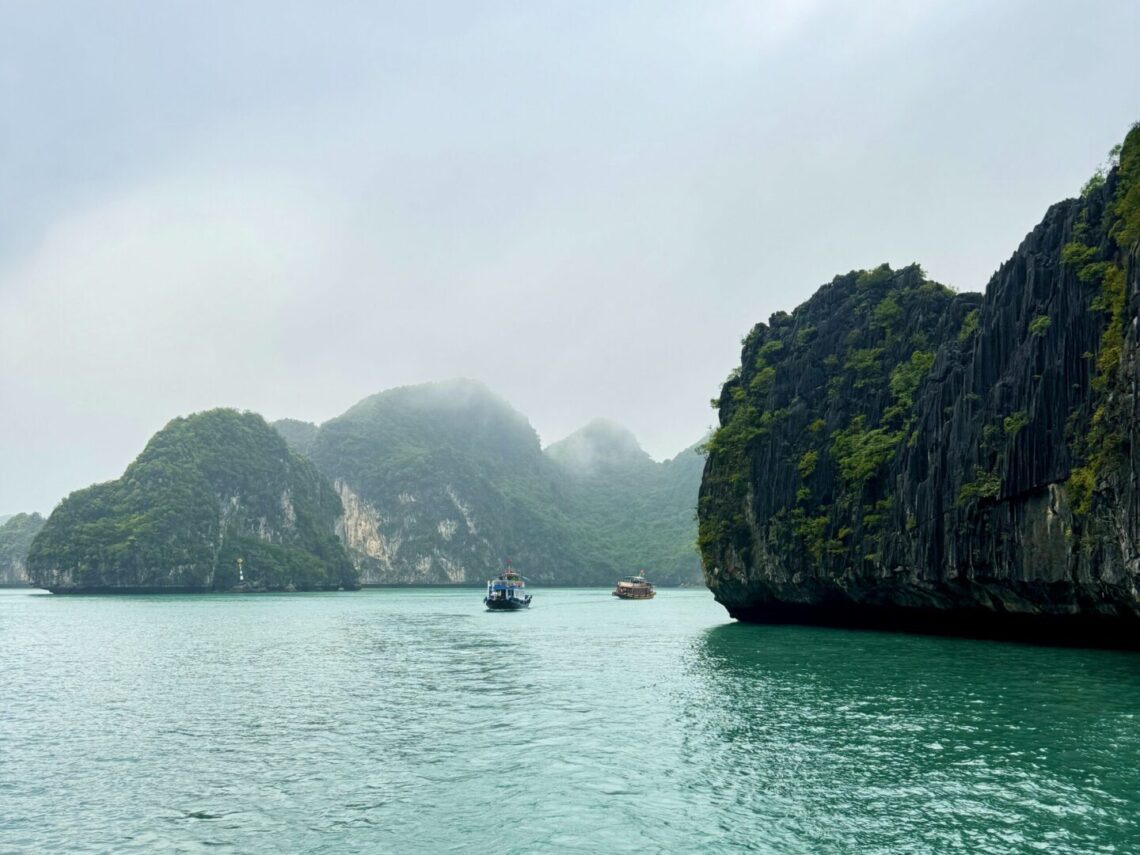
[28, 410, 357, 593]
[698, 124, 1140, 644]
[275, 380, 704, 585]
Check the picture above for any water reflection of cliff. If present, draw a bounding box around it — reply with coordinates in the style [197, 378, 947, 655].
[676, 623, 1140, 854]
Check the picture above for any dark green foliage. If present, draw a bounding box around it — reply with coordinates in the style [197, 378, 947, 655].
[1060, 241, 1098, 268]
[1028, 315, 1052, 337]
[0, 513, 46, 584]
[699, 123, 1140, 633]
[845, 347, 885, 388]
[699, 263, 962, 569]
[956, 467, 1001, 506]
[1064, 122, 1140, 518]
[1081, 171, 1106, 198]
[831, 416, 901, 487]
[797, 450, 819, 479]
[28, 410, 356, 592]
[887, 350, 935, 417]
[1003, 411, 1029, 436]
[958, 308, 980, 341]
[1115, 124, 1140, 248]
[272, 418, 319, 456]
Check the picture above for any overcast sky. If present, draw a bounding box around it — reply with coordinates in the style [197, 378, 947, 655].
[2, 1, 1138, 514]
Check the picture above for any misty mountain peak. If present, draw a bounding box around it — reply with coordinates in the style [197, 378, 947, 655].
[545, 418, 652, 475]
[348, 378, 523, 423]
[318, 378, 543, 467]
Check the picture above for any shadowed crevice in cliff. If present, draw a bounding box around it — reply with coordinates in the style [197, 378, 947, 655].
[722, 601, 1140, 650]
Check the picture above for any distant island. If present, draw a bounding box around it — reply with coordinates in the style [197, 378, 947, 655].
[25, 381, 704, 592]
[0, 513, 45, 586]
[698, 123, 1140, 645]
[28, 410, 357, 593]
[274, 379, 704, 586]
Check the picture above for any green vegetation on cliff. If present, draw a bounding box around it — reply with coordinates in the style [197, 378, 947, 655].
[309, 380, 578, 583]
[29, 410, 356, 592]
[700, 263, 968, 567]
[698, 122, 1140, 639]
[272, 418, 319, 457]
[1062, 122, 1140, 519]
[290, 380, 703, 585]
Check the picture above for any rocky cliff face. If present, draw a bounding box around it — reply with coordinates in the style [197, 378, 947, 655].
[0, 513, 45, 586]
[281, 379, 704, 585]
[303, 380, 581, 585]
[28, 410, 357, 593]
[699, 125, 1140, 645]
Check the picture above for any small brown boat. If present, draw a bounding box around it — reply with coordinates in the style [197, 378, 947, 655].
[612, 573, 655, 600]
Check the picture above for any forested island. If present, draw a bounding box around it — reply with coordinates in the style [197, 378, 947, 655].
[27, 410, 357, 593]
[698, 123, 1140, 645]
[23, 381, 703, 592]
[276, 379, 704, 586]
[23, 121, 1136, 615]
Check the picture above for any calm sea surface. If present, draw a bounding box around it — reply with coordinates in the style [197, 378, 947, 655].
[2, 587, 1139, 853]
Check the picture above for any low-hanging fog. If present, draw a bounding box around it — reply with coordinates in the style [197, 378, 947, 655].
[2, 0, 1138, 513]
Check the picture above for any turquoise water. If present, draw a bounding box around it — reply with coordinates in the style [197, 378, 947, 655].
[2, 587, 1139, 854]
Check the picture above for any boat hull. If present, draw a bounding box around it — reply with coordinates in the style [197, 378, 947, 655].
[613, 590, 655, 599]
[485, 597, 530, 610]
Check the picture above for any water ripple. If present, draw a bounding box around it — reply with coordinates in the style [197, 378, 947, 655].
[1, 588, 1139, 853]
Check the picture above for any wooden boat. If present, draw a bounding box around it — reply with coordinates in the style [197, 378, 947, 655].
[613, 573, 655, 599]
[484, 564, 532, 610]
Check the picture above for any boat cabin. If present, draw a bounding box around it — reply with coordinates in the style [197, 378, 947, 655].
[613, 573, 656, 599]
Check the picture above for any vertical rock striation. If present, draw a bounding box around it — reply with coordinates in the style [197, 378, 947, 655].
[699, 124, 1140, 645]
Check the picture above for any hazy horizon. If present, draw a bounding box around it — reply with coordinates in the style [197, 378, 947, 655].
[3, 375, 707, 516]
[3, 1, 1139, 514]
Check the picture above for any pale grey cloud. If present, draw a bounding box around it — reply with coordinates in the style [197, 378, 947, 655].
[2, 0, 1139, 513]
